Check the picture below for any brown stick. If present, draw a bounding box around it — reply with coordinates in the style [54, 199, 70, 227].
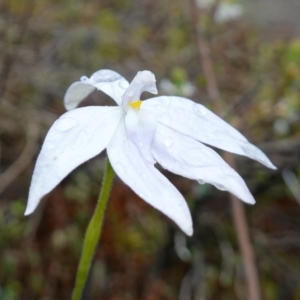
[225, 153, 261, 300]
[189, 0, 220, 103]
[189, 1, 261, 299]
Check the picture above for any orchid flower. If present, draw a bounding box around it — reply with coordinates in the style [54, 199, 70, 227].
[25, 69, 275, 236]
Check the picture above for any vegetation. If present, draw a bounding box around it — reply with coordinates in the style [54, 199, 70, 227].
[0, 0, 300, 299]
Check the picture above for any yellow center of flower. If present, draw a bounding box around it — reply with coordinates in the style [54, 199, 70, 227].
[129, 100, 142, 110]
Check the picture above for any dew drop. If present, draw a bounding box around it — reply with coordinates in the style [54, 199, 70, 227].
[55, 118, 78, 132]
[80, 76, 89, 82]
[215, 183, 226, 191]
[164, 137, 173, 147]
[188, 114, 195, 124]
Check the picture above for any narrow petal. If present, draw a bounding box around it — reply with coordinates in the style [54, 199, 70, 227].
[143, 96, 276, 169]
[64, 69, 129, 109]
[152, 124, 255, 204]
[25, 106, 122, 215]
[124, 108, 157, 163]
[107, 122, 193, 236]
[122, 71, 157, 110]
[64, 82, 96, 110]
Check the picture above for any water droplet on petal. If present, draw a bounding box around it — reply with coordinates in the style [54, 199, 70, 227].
[214, 183, 226, 191]
[55, 118, 78, 132]
[194, 103, 207, 116]
[188, 114, 195, 124]
[164, 138, 173, 147]
[80, 76, 89, 82]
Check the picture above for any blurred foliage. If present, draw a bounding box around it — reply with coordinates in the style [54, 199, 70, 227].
[0, 0, 300, 299]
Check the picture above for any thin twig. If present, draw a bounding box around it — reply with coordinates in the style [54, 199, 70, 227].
[189, 1, 261, 299]
[0, 105, 40, 194]
[225, 153, 261, 300]
[189, 0, 220, 105]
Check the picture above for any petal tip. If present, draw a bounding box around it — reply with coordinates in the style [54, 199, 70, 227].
[24, 205, 33, 216]
[184, 225, 193, 236]
[268, 162, 277, 170]
[244, 196, 255, 205]
[63, 81, 95, 111]
[139, 70, 156, 84]
[64, 102, 76, 111]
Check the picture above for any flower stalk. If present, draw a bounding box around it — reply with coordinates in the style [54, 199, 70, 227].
[72, 158, 114, 300]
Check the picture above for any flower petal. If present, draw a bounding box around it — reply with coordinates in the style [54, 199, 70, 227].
[64, 69, 129, 110]
[143, 96, 276, 169]
[107, 121, 193, 236]
[122, 71, 157, 110]
[152, 124, 255, 204]
[124, 108, 157, 163]
[25, 106, 122, 215]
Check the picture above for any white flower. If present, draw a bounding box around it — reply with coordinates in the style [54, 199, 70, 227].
[159, 79, 196, 98]
[196, 0, 215, 9]
[214, 3, 243, 23]
[25, 69, 276, 236]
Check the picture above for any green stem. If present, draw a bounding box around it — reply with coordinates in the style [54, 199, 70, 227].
[72, 158, 114, 300]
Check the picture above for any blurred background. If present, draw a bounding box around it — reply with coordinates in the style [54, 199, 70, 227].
[1, 0, 300, 299]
